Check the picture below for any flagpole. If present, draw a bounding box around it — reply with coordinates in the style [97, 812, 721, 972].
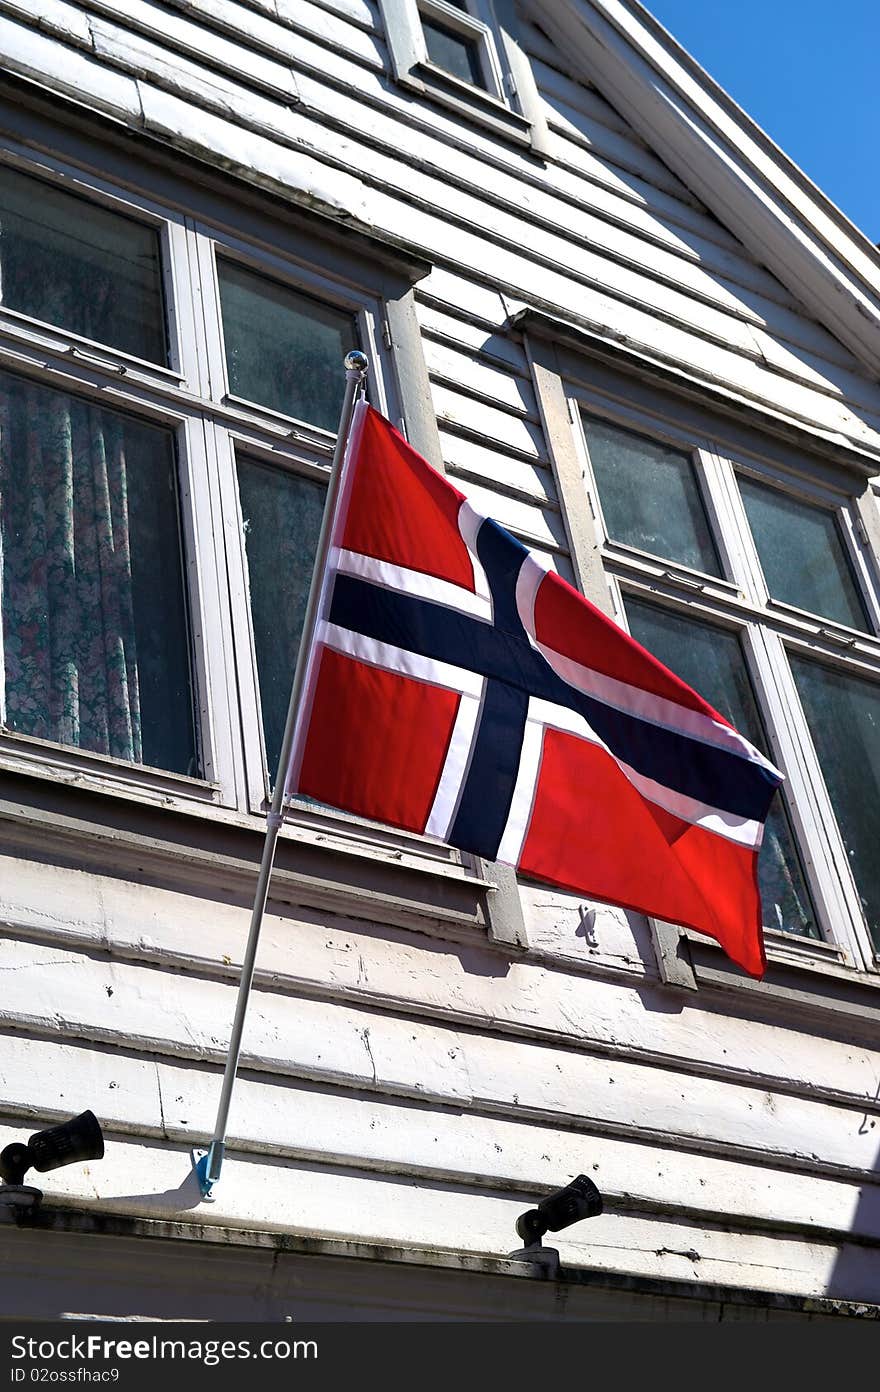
[195, 349, 369, 1199]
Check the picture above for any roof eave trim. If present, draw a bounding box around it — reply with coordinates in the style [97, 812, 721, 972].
[531, 0, 880, 377]
[514, 305, 880, 477]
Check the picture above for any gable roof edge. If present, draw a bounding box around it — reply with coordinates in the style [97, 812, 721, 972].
[531, 0, 880, 379]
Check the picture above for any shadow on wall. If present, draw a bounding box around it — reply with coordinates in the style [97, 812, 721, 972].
[826, 1091, 880, 1303]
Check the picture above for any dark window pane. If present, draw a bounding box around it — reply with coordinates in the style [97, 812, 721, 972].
[583, 414, 721, 576]
[790, 655, 880, 950]
[0, 165, 166, 364]
[237, 456, 326, 778]
[739, 476, 868, 630]
[625, 597, 819, 938]
[218, 260, 358, 431]
[422, 16, 485, 86]
[0, 370, 196, 774]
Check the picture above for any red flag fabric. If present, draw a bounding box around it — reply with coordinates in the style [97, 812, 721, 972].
[286, 402, 783, 977]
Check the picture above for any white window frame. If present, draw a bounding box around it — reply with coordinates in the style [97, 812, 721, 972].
[189, 219, 412, 818]
[418, 0, 509, 101]
[0, 113, 528, 949]
[0, 140, 236, 813]
[0, 139, 409, 833]
[378, 0, 551, 154]
[567, 381, 880, 978]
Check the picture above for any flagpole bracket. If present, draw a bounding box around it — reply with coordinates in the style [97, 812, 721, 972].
[192, 1143, 223, 1202]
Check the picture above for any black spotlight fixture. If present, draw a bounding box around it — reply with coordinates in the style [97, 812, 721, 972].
[510, 1175, 603, 1273]
[0, 1110, 104, 1210]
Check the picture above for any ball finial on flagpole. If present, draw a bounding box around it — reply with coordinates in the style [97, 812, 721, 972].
[345, 349, 369, 377]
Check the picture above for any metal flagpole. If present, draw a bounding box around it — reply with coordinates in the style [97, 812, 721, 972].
[195, 349, 369, 1199]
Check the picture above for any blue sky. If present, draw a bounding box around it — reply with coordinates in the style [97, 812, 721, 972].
[644, 0, 879, 243]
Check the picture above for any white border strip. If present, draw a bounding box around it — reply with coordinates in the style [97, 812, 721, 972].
[496, 703, 546, 866]
[425, 686, 485, 839]
[457, 501, 491, 607]
[335, 549, 492, 620]
[528, 698, 763, 848]
[319, 621, 484, 698]
[534, 638, 779, 775]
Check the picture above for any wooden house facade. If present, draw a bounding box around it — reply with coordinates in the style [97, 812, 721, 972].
[0, 0, 879, 1321]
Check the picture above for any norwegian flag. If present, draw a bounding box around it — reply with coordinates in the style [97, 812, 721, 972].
[286, 401, 783, 978]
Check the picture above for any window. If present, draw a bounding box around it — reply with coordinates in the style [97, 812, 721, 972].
[624, 597, 817, 940]
[217, 260, 358, 431]
[0, 163, 167, 365]
[236, 457, 325, 779]
[567, 394, 880, 975]
[419, 1, 499, 93]
[0, 371, 196, 776]
[0, 144, 399, 818]
[378, 0, 551, 153]
[738, 474, 869, 631]
[0, 128, 526, 948]
[788, 656, 880, 951]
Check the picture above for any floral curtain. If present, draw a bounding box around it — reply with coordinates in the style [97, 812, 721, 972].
[0, 374, 142, 762]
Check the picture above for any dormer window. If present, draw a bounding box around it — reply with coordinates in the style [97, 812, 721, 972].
[419, 1, 499, 94]
[379, 0, 551, 154]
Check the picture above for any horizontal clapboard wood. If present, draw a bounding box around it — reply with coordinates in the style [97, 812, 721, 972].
[526, 43, 639, 141]
[17, 0, 837, 331]
[430, 383, 547, 457]
[417, 272, 514, 330]
[64, 6, 876, 388]
[438, 429, 559, 504]
[20, 1, 871, 385]
[423, 339, 536, 416]
[88, 17, 301, 117]
[2, 852, 878, 1107]
[281, 74, 828, 337]
[165, 0, 702, 203]
[2, 1119, 874, 1301]
[0, 10, 142, 117]
[299, 0, 379, 31]
[541, 88, 698, 199]
[213, 0, 387, 70]
[417, 302, 531, 374]
[0, 935, 877, 1178]
[1, 1033, 878, 1242]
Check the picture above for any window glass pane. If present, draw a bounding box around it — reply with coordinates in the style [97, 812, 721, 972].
[237, 456, 326, 778]
[0, 164, 166, 364]
[582, 414, 721, 576]
[789, 655, 880, 950]
[625, 597, 819, 938]
[422, 16, 485, 86]
[739, 476, 868, 630]
[218, 260, 358, 431]
[0, 370, 196, 774]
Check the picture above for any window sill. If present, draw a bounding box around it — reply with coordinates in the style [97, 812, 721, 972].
[0, 729, 220, 808]
[0, 751, 526, 949]
[397, 63, 534, 149]
[651, 917, 880, 1035]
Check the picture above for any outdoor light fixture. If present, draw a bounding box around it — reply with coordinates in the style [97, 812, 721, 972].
[0, 1110, 104, 1210]
[510, 1175, 604, 1274]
